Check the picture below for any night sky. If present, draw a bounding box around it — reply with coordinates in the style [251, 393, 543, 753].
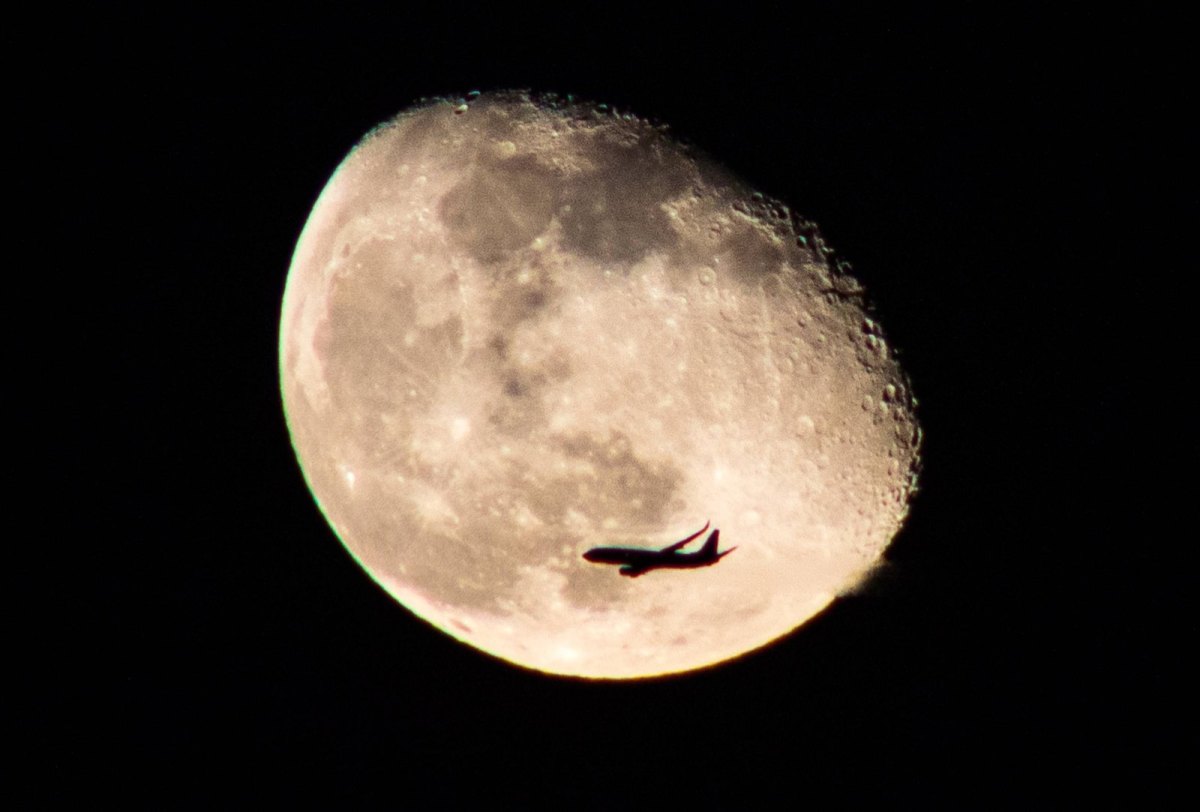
[23, 4, 1181, 804]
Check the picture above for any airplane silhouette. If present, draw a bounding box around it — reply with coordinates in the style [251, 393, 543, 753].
[582, 521, 736, 577]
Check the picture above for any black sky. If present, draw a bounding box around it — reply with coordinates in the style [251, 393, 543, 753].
[23, 3, 1184, 805]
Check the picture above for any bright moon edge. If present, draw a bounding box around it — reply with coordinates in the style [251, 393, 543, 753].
[279, 90, 921, 679]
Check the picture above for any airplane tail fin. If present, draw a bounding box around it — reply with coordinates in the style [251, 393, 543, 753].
[699, 529, 721, 558]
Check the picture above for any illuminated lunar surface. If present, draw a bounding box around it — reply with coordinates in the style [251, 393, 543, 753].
[279, 91, 921, 678]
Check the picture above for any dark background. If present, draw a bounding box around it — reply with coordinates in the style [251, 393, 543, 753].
[24, 3, 1182, 804]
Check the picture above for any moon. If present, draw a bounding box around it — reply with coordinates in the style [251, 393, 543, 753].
[279, 90, 920, 679]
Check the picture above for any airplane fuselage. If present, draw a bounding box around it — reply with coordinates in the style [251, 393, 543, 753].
[581, 548, 724, 569]
[582, 526, 735, 576]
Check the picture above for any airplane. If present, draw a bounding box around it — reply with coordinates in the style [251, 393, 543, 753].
[582, 521, 736, 577]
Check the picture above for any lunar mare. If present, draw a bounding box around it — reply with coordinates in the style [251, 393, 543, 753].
[280, 91, 920, 678]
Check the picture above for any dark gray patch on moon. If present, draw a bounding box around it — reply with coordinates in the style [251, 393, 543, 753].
[438, 155, 559, 263]
[712, 220, 788, 287]
[437, 117, 692, 268]
[488, 265, 560, 327]
[558, 138, 689, 265]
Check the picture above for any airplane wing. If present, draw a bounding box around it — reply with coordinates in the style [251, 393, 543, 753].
[660, 521, 710, 554]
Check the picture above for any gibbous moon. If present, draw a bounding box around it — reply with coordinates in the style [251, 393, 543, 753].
[279, 91, 920, 678]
